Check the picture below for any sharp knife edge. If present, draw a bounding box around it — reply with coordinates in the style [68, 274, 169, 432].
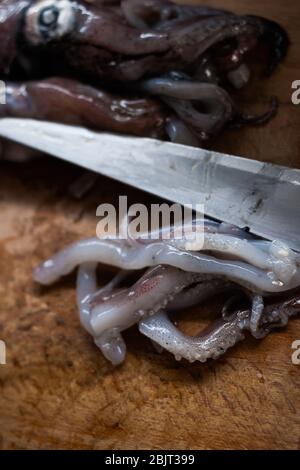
[0, 118, 299, 251]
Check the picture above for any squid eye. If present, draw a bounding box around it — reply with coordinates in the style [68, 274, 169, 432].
[25, 0, 75, 45]
[39, 6, 60, 28]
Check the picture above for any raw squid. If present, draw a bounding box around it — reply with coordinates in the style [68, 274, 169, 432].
[21, 0, 288, 80]
[0, 78, 166, 138]
[1, 1, 297, 366]
[33, 220, 300, 365]
[139, 294, 300, 363]
[0, 0, 289, 146]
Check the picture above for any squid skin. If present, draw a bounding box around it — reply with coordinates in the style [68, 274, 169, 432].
[121, 1, 289, 78]
[65, 13, 284, 81]
[139, 293, 300, 363]
[89, 265, 204, 336]
[140, 75, 234, 140]
[20, 0, 289, 82]
[121, 0, 230, 30]
[33, 235, 300, 294]
[76, 263, 207, 364]
[80, 260, 299, 364]
[0, 1, 295, 366]
[0, 77, 167, 138]
[139, 310, 248, 363]
[69, 1, 168, 56]
[0, 74, 276, 142]
[76, 262, 128, 365]
[0, 0, 31, 73]
[165, 116, 200, 147]
[77, 257, 300, 365]
[0, 0, 289, 142]
[33, 220, 300, 365]
[167, 279, 235, 312]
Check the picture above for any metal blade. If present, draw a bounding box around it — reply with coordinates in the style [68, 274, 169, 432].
[0, 118, 299, 251]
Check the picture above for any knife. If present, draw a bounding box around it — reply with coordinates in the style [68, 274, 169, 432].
[0, 117, 299, 251]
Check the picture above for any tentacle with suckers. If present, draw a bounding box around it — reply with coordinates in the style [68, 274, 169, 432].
[76, 263, 209, 364]
[139, 293, 300, 363]
[33, 216, 300, 365]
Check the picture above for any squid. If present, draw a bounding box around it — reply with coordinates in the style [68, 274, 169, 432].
[139, 294, 300, 363]
[21, 0, 288, 80]
[1, 2, 297, 365]
[0, 0, 289, 147]
[33, 220, 300, 365]
[0, 78, 166, 138]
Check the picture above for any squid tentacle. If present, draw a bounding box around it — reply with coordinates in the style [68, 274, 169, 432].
[168, 280, 231, 312]
[77, 263, 212, 364]
[165, 116, 200, 146]
[77, 262, 128, 364]
[0, 1, 289, 141]
[34, 219, 300, 366]
[139, 309, 249, 363]
[89, 265, 206, 337]
[139, 293, 300, 363]
[0, 78, 167, 138]
[140, 75, 234, 139]
[33, 235, 300, 294]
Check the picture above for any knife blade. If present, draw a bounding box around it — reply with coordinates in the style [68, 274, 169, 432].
[0, 117, 299, 251]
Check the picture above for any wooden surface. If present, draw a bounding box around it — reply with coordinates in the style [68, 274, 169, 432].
[0, 0, 300, 450]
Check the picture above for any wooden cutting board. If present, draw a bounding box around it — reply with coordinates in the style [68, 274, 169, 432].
[0, 0, 299, 450]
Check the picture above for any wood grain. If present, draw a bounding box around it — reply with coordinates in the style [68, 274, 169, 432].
[0, 0, 300, 450]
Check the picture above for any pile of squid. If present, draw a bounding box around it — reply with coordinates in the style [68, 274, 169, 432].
[33, 219, 300, 365]
[0, 0, 289, 149]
